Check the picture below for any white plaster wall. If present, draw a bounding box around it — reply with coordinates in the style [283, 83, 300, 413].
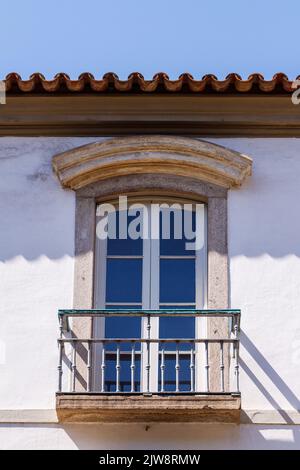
[213, 138, 300, 415]
[0, 423, 300, 450]
[0, 137, 106, 409]
[1, 137, 300, 449]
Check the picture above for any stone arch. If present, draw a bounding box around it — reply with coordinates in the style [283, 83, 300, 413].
[52, 136, 252, 190]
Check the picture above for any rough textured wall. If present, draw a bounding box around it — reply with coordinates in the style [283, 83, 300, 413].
[1, 423, 300, 450]
[218, 138, 300, 414]
[0, 137, 105, 409]
[1, 137, 300, 448]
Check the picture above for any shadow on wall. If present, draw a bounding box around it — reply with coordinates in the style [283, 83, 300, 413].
[3, 168, 300, 261]
[62, 422, 300, 450]
[2, 137, 300, 260]
[228, 156, 300, 258]
[1, 422, 299, 450]
[60, 330, 300, 450]
[0, 137, 106, 262]
[240, 330, 300, 424]
[50, 329, 300, 450]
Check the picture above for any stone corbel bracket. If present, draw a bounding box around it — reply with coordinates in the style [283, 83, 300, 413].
[52, 136, 252, 190]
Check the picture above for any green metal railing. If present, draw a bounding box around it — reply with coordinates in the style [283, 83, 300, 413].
[57, 309, 240, 395]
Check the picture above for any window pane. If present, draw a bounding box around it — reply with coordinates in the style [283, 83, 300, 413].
[159, 259, 195, 303]
[158, 306, 195, 391]
[158, 354, 192, 392]
[159, 314, 195, 337]
[105, 314, 141, 351]
[105, 353, 141, 392]
[159, 313, 195, 351]
[159, 305, 195, 310]
[105, 317, 141, 340]
[107, 210, 143, 256]
[160, 209, 196, 256]
[106, 259, 142, 303]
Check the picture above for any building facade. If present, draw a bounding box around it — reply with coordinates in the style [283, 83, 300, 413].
[1, 73, 300, 449]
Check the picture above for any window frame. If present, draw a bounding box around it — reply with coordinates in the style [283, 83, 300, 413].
[93, 197, 207, 392]
[71, 174, 229, 393]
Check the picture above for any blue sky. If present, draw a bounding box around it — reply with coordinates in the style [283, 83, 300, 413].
[1, 0, 299, 79]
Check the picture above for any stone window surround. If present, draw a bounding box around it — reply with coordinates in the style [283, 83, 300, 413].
[72, 174, 229, 392]
[51, 135, 252, 320]
[53, 136, 252, 421]
[73, 172, 228, 313]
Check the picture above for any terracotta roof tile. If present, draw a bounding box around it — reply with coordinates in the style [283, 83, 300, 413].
[3, 72, 298, 94]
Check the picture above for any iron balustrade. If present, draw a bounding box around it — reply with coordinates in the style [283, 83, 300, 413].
[57, 309, 240, 395]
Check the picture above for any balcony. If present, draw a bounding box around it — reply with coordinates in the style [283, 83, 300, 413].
[56, 309, 241, 423]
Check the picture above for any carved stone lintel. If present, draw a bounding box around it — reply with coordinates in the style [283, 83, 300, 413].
[52, 136, 252, 190]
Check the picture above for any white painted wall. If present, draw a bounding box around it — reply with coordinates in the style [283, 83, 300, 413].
[216, 138, 300, 414]
[0, 137, 104, 409]
[0, 137, 300, 449]
[1, 423, 300, 450]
